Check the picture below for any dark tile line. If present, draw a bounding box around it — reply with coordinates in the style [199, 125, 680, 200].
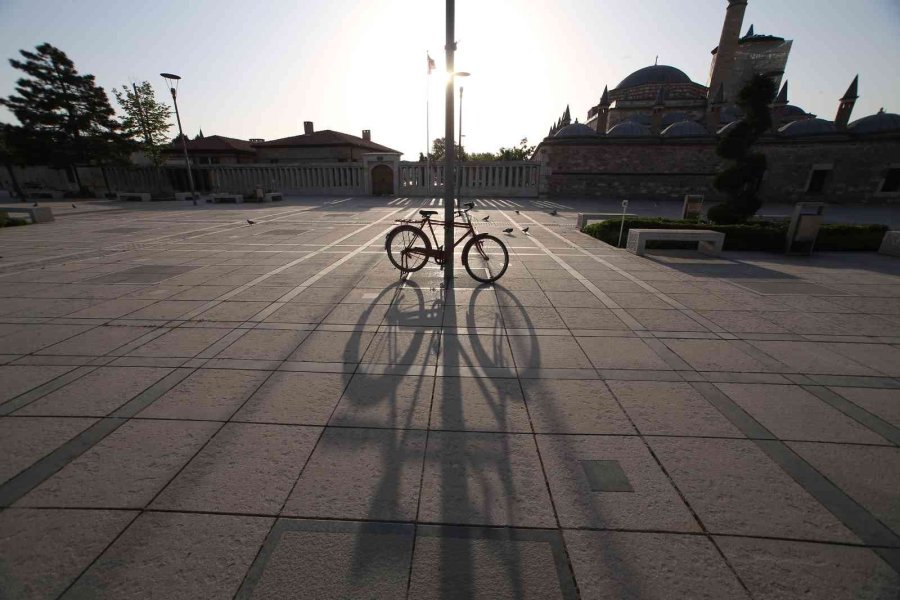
[802, 385, 900, 446]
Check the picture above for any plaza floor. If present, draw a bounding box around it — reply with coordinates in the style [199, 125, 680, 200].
[1, 196, 899, 599]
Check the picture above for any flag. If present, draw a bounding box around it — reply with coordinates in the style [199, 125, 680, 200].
[427, 53, 436, 74]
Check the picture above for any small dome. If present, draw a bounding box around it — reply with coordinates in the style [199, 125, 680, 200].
[849, 111, 900, 134]
[554, 123, 598, 138]
[662, 111, 692, 127]
[779, 118, 836, 137]
[615, 65, 692, 90]
[719, 105, 745, 124]
[661, 120, 710, 137]
[783, 105, 811, 119]
[607, 121, 652, 137]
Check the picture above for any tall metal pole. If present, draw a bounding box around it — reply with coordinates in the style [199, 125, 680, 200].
[459, 86, 464, 159]
[443, 0, 456, 284]
[169, 87, 197, 206]
[426, 54, 430, 192]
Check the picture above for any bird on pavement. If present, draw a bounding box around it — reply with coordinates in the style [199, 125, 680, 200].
[522, 227, 530, 233]
[71, 204, 77, 209]
[503, 227, 514, 234]
[32, 202, 38, 207]
[514, 210, 520, 214]
[247, 219, 256, 225]
[549, 209, 558, 216]
[481, 215, 490, 221]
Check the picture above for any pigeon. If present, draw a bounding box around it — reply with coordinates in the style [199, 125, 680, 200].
[549, 209, 558, 216]
[481, 215, 490, 221]
[246, 219, 256, 225]
[71, 204, 77, 209]
[32, 202, 38, 207]
[514, 210, 520, 214]
[522, 227, 530, 233]
[503, 227, 514, 234]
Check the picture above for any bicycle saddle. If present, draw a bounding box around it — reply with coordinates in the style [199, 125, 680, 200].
[464, 202, 474, 209]
[420, 210, 438, 217]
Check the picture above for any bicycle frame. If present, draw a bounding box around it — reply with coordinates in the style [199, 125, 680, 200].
[393, 208, 483, 265]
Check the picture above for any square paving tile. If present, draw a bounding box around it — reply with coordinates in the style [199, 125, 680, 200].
[16, 366, 172, 417]
[63, 512, 272, 600]
[125, 300, 208, 320]
[419, 431, 555, 527]
[0, 416, 97, 484]
[0, 324, 93, 354]
[36, 325, 155, 356]
[234, 371, 346, 425]
[282, 427, 425, 520]
[322, 303, 390, 326]
[626, 309, 709, 332]
[717, 537, 900, 600]
[18, 419, 219, 508]
[264, 303, 335, 324]
[556, 307, 629, 330]
[288, 330, 375, 364]
[576, 337, 671, 371]
[439, 333, 514, 369]
[508, 335, 593, 369]
[153, 423, 320, 514]
[521, 379, 634, 434]
[499, 305, 566, 329]
[431, 377, 531, 432]
[329, 373, 433, 429]
[565, 531, 750, 600]
[663, 339, 772, 372]
[537, 435, 697, 531]
[128, 327, 231, 358]
[195, 301, 270, 322]
[607, 381, 742, 437]
[0, 508, 137, 600]
[215, 328, 310, 361]
[648, 437, 859, 542]
[363, 330, 440, 365]
[139, 369, 270, 421]
[716, 383, 889, 444]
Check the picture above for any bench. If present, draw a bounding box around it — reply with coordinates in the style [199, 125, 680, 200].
[208, 193, 244, 204]
[116, 192, 151, 202]
[880, 231, 900, 257]
[27, 190, 64, 199]
[576, 212, 637, 229]
[626, 229, 725, 256]
[264, 192, 283, 202]
[0, 206, 55, 223]
[175, 192, 209, 202]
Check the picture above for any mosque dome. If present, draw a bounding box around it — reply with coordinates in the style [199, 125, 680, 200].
[661, 120, 710, 138]
[719, 105, 745, 124]
[783, 105, 812, 120]
[779, 118, 836, 137]
[849, 111, 900, 134]
[554, 122, 599, 138]
[607, 121, 652, 137]
[662, 112, 692, 127]
[717, 119, 745, 136]
[615, 65, 693, 90]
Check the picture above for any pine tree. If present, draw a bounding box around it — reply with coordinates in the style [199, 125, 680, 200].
[0, 43, 127, 189]
[113, 81, 172, 167]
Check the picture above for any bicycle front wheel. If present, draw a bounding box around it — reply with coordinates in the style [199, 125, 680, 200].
[385, 225, 431, 273]
[462, 233, 509, 283]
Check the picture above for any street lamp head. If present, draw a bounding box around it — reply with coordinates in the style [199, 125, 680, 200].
[160, 73, 181, 96]
[160, 73, 181, 81]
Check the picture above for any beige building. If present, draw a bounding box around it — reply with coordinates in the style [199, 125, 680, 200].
[252, 122, 398, 163]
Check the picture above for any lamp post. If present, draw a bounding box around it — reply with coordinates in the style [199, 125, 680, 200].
[455, 72, 470, 159]
[160, 73, 197, 205]
[443, 0, 456, 285]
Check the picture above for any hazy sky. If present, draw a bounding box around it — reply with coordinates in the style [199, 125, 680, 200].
[1, 0, 898, 157]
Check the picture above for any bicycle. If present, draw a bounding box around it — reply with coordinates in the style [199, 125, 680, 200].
[385, 201, 510, 283]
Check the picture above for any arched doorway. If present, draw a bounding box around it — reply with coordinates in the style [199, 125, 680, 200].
[371, 164, 394, 195]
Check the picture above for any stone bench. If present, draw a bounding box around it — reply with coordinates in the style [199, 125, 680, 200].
[26, 190, 64, 199]
[576, 212, 637, 229]
[626, 228, 725, 256]
[264, 192, 283, 202]
[0, 205, 55, 223]
[879, 231, 900, 257]
[117, 192, 151, 202]
[208, 193, 244, 204]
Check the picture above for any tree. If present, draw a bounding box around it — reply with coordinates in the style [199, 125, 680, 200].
[113, 81, 172, 166]
[426, 137, 467, 162]
[496, 138, 535, 161]
[0, 43, 127, 190]
[0, 123, 26, 200]
[708, 75, 778, 224]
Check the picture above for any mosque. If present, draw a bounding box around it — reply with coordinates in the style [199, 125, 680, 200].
[536, 0, 900, 203]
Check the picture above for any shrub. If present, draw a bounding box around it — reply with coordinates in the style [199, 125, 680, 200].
[581, 218, 888, 252]
[0, 216, 28, 227]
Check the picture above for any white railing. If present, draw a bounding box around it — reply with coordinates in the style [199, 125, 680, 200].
[400, 161, 540, 197]
[207, 163, 366, 195]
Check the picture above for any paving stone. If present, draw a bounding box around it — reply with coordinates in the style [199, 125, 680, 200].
[521, 379, 635, 434]
[18, 419, 219, 508]
[556, 307, 629, 330]
[565, 531, 750, 600]
[648, 437, 859, 542]
[328, 373, 432, 429]
[215, 328, 310, 360]
[499, 305, 567, 329]
[66, 298, 158, 318]
[195, 301, 270, 321]
[576, 337, 671, 370]
[442, 304, 503, 329]
[0, 323, 94, 354]
[36, 325, 155, 356]
[322, 302, 390, 326]
[439, 333, 514, 368]
[716, 383, 889, 444]
[264, 303, 335, 323]
[153, 423, 320, 514]
[63, 512, 272, 600]
[608, 380, 742, 437]
[544, 290, 606, 309]
[663, 339, 772, 372]
[431, 377, 531, 432]
[537, 435, 697, 531]
[508, 334, 593, 369]
[495, 289, 553, 307]
[17, 366, 172, 417]
[282, 427, 425, 520]
[695, 310, 787, 333]
[0, 364, 75, 404]
[139, 369, 270, 421]
[625, 309, 708, 332]
[363, 330, 441, 365]
[824, 342, 900, 377]
[419, 431, 555, 527]
[234, 372, 347, 424]
[0, 416, 97, 484]
[288, 330, 375, 363]
[717, 536, 900, 600]
[242, 522, 413, 600]
[128, 327, 231, 357]
[0, 508, 137, 600]
[832, 387, 900, 428]
[747, 340, 878, 376]
[124, 300, 208, 319]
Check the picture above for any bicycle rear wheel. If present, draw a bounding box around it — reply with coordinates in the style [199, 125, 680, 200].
[385, 225, 431, 273]
[462, 233, 509, 283]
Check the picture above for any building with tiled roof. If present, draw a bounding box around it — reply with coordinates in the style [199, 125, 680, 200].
[252, 122, 399, 163]
[163, 134, 256, 165]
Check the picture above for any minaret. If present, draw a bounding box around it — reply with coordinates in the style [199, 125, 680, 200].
[771, 81, 788, 129]
[706, 83, 725, 132]
[708, 0, 749, 104]
[652, 87, 667, 134]
[834, 75, 859, 130]
[595, 86, 611, 133]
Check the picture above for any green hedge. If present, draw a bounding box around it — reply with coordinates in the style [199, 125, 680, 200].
[581, 218, 889, 252]
[0, 216, 28, 228]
